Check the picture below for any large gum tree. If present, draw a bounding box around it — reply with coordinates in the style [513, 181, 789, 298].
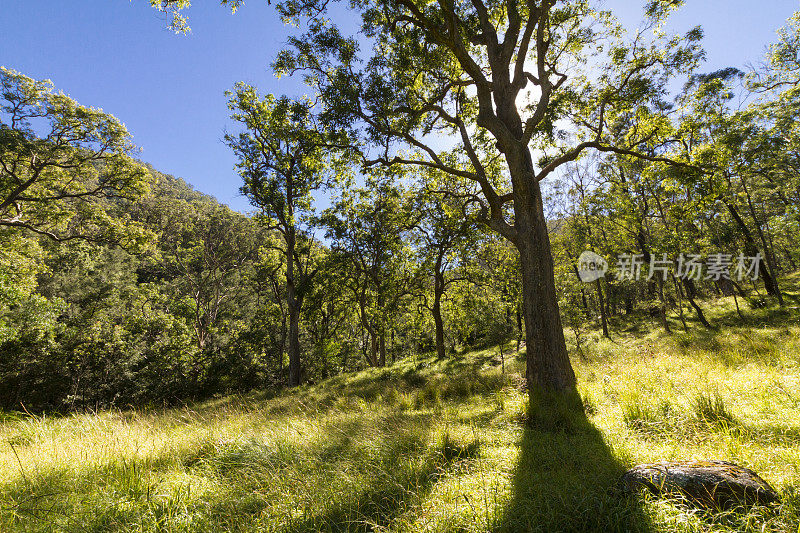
[272, 0, 702, 398]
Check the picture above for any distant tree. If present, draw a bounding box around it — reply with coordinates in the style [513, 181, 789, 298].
[321, 178, 416, 367]
[226, 87, 344, 386]
[164, 204, 260, 372]
[678, 71, 785, 304]
[410, 171, 478, 359]
[0, 68, 151, 247]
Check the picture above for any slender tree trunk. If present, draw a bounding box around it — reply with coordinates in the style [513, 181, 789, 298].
[572, 264, 590, 317]
[595, 279, 609, 338]
[512, 158, 576, 394]
[379, 334, 386, 367]
[607, 284, 616, 317]
[391, 330, 396, 364]
[733, 291, 744, 320]
[657, 276, 671, 334]
[672, 275, 689, 331]
[286, 227, 302, 387]
[731, 279, 748, 298]
[287, 298, 301, 386]
[740, 174, 783, 306]
[724, 200, 781, 300]
[369, 332, 378, 367]
[432, 302, 446, 360]
[278, 315, 286, 376]
[682, 278, 713, 329]
[432, 272, 446, 359]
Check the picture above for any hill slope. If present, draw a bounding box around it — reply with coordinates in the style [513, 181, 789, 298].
[2, 290, 800, 532]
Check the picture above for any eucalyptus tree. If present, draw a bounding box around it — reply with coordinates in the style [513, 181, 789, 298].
[751, 16, 800, 270]
[0, 68, 151, 247]
[320, 178, 416, 367]
[410, 171, 479, 359]
[677, 71, 786, 304]
[555, 161, 614, 336]
[151, 0, 704, 400]
[740, 12, 800, 283]
[226, 86, 344, 386]
[269, 0, 704, 399]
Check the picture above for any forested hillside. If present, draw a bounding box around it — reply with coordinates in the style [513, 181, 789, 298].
[3, 9, 800, 410]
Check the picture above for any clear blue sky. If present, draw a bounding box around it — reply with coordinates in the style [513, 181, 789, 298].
[1, 1, 798, 212]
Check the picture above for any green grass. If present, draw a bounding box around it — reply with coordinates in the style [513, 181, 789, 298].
[2, 286, 800, 531]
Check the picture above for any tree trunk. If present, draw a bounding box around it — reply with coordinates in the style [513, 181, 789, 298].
[391, 330, 396, 364]
[287, 297, 301, 386]
[657, 276, 671, 334]
[278, 315, 286, 376]
[432, 272, 446, 359]
[595, 279, 610, 338]
[672, 275, 689, 331]
[739, 174, 783, 306]
[286, 227, 302, 387]
[724, 200, 781, 300]
[607, 282, 616, 317]
[682, 278, 713, 329]
[572, 264, 590, 317]
[369, 332, 378, 367]
[512, 160, 576, 394]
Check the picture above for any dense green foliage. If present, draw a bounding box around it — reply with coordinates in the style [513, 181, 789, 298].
[0, 161, 522, 411]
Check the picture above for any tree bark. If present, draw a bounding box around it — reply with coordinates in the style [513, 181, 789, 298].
[432, 270, 446, 359]
[511, 155, 576, 394]
[286, 226, 302, 387]
[595, 279, 610, 338]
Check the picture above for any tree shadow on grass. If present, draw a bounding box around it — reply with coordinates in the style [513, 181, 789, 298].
[493, 393, 654, 533]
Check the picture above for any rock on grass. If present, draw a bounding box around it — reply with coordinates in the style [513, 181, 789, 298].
[621, 460, 779, 508]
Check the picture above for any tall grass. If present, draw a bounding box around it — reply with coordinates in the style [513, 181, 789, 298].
[2, 292, 800, 532]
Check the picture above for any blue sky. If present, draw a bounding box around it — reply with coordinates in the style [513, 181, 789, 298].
[1, 1, 798, 212]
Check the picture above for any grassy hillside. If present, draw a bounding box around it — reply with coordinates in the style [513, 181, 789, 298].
[2, 288, 800, 532]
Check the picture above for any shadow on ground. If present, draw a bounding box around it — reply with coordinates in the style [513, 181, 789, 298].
[494, 396, 654, 533]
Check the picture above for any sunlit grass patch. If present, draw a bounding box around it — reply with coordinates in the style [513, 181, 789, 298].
[2, 287, 800, 531]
